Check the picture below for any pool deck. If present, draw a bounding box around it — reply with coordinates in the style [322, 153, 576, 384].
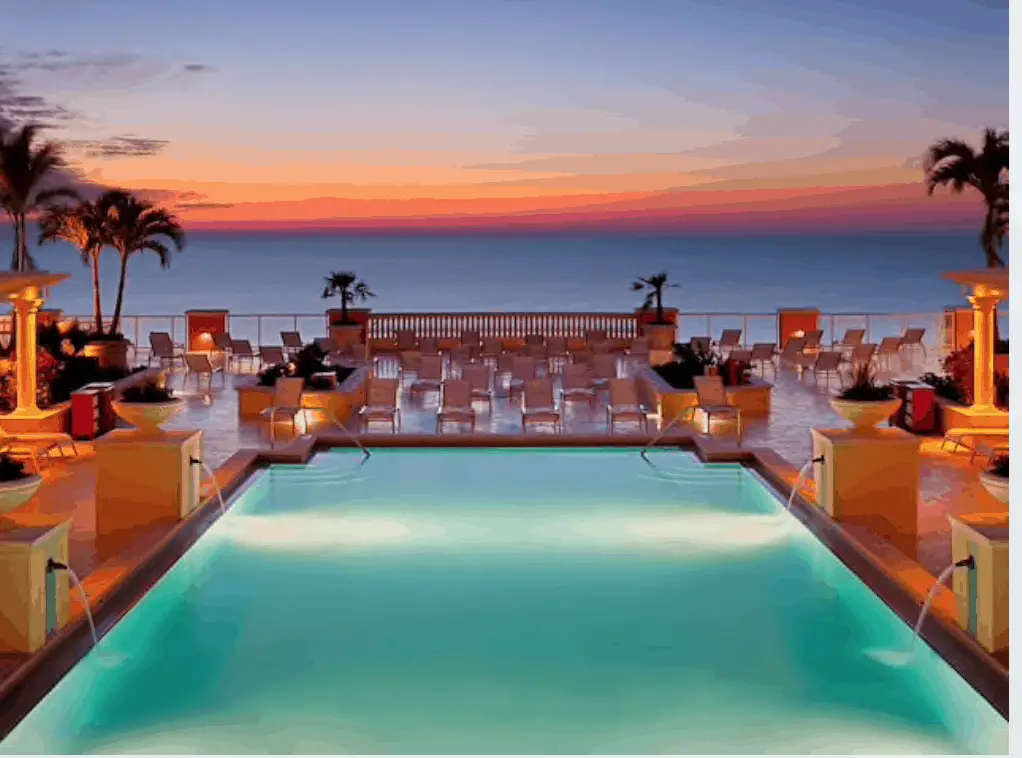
[0, 350, 1008, 705]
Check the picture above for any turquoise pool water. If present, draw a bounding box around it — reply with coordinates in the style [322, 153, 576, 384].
[2, 449, 1008, 754]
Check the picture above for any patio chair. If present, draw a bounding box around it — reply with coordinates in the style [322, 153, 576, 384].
[560, 362, 597, 405]
[525, 334, 545, 348]
[526, 343, 547, 361]
[591, 353, 618, 391]
[546, 336, 569, 363]
[777, 337, 807, 369]
[606, 377, 648, 433]
[314, 337, 336, 354]
[848, 343, 877, 368]
[942, 427, 1009, 462]
[727, 349, 752, 364]
[495, 351, 516, 389]
[803, 329, 823, 353]
[876, 336, 903, 372]
[899, 328, 927, 361]
[690, 336, 712, 353]
[399, 350, 423, 380]
[260, 346, 286, 367]
[521, 377, 562, 433]
[450, 344, 475, 365]
[213, 332, 233, 352]
[480, 337, 504, 361]
[359, 378, 401, 432]
[716, 329, 742, 356]
[508, 356, 538, 401]
[418, 337, 441, 357]
[591, 339, 614, 354]
[260, 376, 304, 444]
[832, 328, 865, 353]
[572, 350, 594, 369]
[436, 379, 476, 432]
[460, 362, 494, 411]
[184, 351, 223, 391]
[410, 354, 444, 396]
[693, 375, 742, 442]
[230, 339, 258, 373]
[460, 330, 481, 349]
[395, 329, 418, 352]
[804, 351, 844, 387]
[627, 337, 650, 360]
[584, 329, 608, 345]
[280, 330, 303, 354]
[148, 331, 183, 368]
[0, 428, 78, 473]
[749, 343, 777, 375]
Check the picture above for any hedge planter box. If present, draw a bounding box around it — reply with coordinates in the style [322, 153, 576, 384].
[935, 396, 1009, 435]
[641, 367, 772, 420]
[237, 367, 369, 422]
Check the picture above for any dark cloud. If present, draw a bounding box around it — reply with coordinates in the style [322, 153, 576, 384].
[967, 0, 1006, 8]
[183, 63, 217, 73]
[69, 134, 169, 159]
[171, 191, 235, 211]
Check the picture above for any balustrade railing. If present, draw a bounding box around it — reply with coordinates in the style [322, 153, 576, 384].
[48, 309, 1008, 360]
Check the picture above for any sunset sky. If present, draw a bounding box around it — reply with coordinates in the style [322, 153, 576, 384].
[0, 0, 1008, 231]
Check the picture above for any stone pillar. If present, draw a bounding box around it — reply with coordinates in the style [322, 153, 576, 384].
[10, 286, 44, 416]
[969, 294, 998, 410]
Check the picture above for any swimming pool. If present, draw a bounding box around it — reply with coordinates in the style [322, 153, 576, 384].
[1, 448, 1008, 754]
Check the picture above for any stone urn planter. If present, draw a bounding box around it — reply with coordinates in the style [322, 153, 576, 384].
[83, 337, 130, 371]
[0, 464, 42, 516]
[112, 380, 183, 434]
[830, 397, 902, 432]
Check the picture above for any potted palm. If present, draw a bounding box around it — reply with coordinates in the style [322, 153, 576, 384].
[112, 378, 182, 434]
[830, 362, 901, 432]
[322, 271, 375, 350]
[633, 272, 678, 351]
[979, 454, 1008, 503]
[0, 454, 42, 515]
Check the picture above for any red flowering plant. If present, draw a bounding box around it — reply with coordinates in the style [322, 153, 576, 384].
[0, 348, 61, 412]
[929, 345, 1009, 409]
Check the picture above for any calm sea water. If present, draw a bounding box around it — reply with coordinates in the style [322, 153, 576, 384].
[5, 231, 1007, 317]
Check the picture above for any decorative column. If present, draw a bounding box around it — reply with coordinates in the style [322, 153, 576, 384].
[969, 293, 999, 411]
[9, 286, 44, 416]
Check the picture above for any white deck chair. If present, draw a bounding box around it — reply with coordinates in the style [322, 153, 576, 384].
[848, 343, 877, 368]
[230, 339, 258, 373]
[261, 377, 304, 444]
[606, 378, 648, 433]
[899, 328, 927, 361]
[628, 337, 650, 360]
[803, 330, 823, 353]
[395, 329, 417, 352]
[480, 337, 504, 361]
[749, 343, 777, 375]
[832, 328, 865, 353]
[508, 356, 538, 401]
[546, 336, 569, 363]
[585, 329, 608, 346]
[436, 379, 477, 432]
[450, 344, 475, 365]
[805, 351, 844, 386]
[184, 351, 222, 391]
[876, 336, 903, 372]
[410, 354, 444, 395]
[418, 337, 441, 357]
[0, 428, 78, 472]
[521, 377, 562, 432]
[460, 330, 481, 349]
[260, 346, 286, 367]
[148, 331, 183, 368]
[693, 375, 742, 442]
[460, 363, 494, 411]
[359, 378, 401, 432]
[591, 353, 617, 391]
[280, 331, 303, 358]
[777, 337, 807, 369]
[399, 349, 423, 380]
[560, 363, 596, 405]
[717, 329, 742, 356]
[525, 334, 545, 348]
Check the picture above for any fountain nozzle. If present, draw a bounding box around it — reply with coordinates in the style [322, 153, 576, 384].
[955, 556, 976, 570]
[46, 558, 68, 573]
[189, 457, 202, 466]
[811, 455, 825, 464]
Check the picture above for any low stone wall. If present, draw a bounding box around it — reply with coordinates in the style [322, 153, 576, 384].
[640, 366, 773, 422]
[935, 397, 1008, 434]
[237, 366, 370, 422]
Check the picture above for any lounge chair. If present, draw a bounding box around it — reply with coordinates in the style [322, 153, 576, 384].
[560, 363, 596, 405]
[395, 329, 418, 352]
[480, 337, 504, 361]
[184, 352, 223, 391]
[410, 354, 444, 396]
[803, 329, 823, 353]
[0, 428, 78, 472]
[749, 343, 777, 375]
[460, 330, 481, 350]
[848, 343, 877, 368]
[148, 331, 183, 368]
[260, 346, 286, 367]
[450, 344, 475, 365]
[716, 329, 742, 356]
[399, 350, 423, 380]
[546, 336, 569, 365]
[260, 376, 304, 444]
[899, 328, 927, 361]
[627, 337, 650, 360]
[526, 343, 547, 361]
[521, 378, 562, 433]
[591, 353, 618, 391]
[690, 336, 712, 353]
[359, 378, 401, 432]
[230, 339, 258, 373]
[728, 349, 752, 364]
[805, 351, 844, 386]
[591, 339, 614, 354]
[525, 334, 545, 348]
[693, 375, 742, 442]
[777, 337, 807, 369]
[460, 363, 494, 411]
[280, 331, 303, 359]
[585, 329, 608, 346]
[876, 336, 903, 372]
[508, 356, 539, 402]
[606, 378, 648, 433]
[832, 328, 865, 353]
[418, 337, 441, 357]
[436, 379, 476, 432]
[941, 428, 1009, 462]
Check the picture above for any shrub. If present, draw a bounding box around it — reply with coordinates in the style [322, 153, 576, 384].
[988, 454, 1009, 478]
[837, 362, 894, 401]
[920, 372, 966, 403]
[257, 363, 291, 387]
[120, 381, 175, 403]
[0, 454, 29, 482]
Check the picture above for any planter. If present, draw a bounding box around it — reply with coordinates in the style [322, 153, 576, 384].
[112, 398, 184, 434]
[830, 397, 902, 431]
[83, 339, 130, 371]
[979, 471, 1009, 503]
[644, 323, 676, 351]
[0, 474, 42, 515]
[328, 323, 363, 350]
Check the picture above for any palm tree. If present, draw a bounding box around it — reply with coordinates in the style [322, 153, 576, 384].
[923, 128, 1009, 268]
[38, 201, 109, 335]
[100, 190, 186, 336]
[321, 271, 375, 323]
[0, 123, 79, 271]
[632, 272, 677, 323]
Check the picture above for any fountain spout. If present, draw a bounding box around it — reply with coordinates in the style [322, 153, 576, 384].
[45, 559, 99, 649]
[191, 458, 226, 514]
[786, 456, 825, 510]
[955, 555, 976, 569]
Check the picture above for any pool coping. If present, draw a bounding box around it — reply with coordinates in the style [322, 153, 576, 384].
[0, 431, 1008, 742]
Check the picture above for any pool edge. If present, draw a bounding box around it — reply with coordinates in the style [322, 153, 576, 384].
[0, 431, 1008, 743]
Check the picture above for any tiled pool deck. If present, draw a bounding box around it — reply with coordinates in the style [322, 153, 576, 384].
[0, 350, 1006, 681]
